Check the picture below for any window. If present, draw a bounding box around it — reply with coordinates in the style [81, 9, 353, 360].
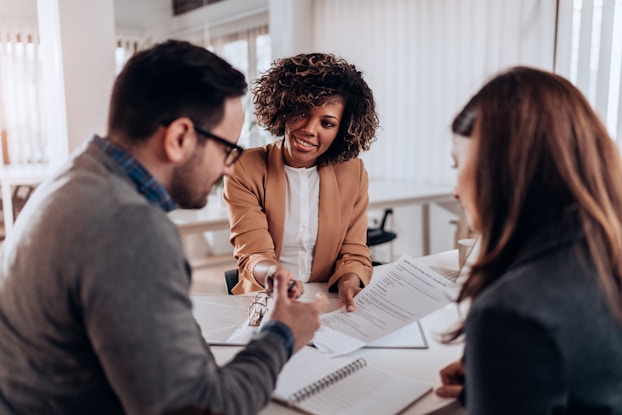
[116, 27, 272, 148]
[0, 26, 47, 165]
[115, 36, 152, 75]
[208, 25, 272, 148]
[555, 0, 622, 142]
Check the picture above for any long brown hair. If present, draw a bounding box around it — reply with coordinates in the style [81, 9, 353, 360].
[449, 66, 622, 339]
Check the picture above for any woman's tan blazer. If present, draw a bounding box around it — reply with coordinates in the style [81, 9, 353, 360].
[223, 140, 373, 294]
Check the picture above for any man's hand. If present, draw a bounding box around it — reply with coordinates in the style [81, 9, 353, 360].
[435, 359, 465, 398]
[259, 262, 303, 299]
[337, 273, 363, 312]
[268, 274, 328, 353]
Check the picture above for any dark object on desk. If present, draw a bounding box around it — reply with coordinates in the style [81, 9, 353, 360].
[224, 268, 239, 295]
[366, 208, 397, 265]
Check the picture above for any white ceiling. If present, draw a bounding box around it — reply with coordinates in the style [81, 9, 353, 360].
[114, 0, 172, 30]
[0, 0, 172, 30]
[0, 0, 269, 43]
[0, 0, 37, 21]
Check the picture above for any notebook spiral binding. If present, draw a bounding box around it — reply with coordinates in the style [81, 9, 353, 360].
[290, 358, 368, 403]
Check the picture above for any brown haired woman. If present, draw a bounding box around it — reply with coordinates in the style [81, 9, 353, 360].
[224, 53, 379, 312]
[435, 66, 622, 413]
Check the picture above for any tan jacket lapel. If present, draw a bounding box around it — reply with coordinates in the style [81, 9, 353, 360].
[311, 165, 341, 279]
[265, 140, 287, 259]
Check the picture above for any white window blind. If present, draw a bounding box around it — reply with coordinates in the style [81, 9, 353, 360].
[0, 23, 47, 165]
[115, 35, 153, 74]
[555, 0, 622, 143]
[313, 0, 556, 185]
[207, 24, 272, 148]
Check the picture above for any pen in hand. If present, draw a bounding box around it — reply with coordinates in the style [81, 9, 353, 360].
[267, 275, 297, 291]
[263, 264, 303, 298]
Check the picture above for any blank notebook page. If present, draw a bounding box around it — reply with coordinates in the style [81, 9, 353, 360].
[273, 347, 431, 415]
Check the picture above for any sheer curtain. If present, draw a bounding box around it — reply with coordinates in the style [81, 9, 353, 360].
[312, 0, 556, 185]
[0, 27, 153, 167]
[207, 24, 272, 148]
[115, 35, 153, 74]
[555, 0, 622, 143]
[0, 23, 46, 165]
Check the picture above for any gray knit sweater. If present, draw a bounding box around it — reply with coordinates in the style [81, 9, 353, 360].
[0, 139, 288, 415]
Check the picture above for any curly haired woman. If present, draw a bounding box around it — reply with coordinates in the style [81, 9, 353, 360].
[223, 53, 379, 311]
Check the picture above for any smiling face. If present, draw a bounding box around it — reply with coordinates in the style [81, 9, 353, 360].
[283, 97, 345, 168]
[452, 134, 481, 233]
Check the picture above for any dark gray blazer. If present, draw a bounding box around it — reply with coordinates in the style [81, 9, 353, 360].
[464, 218, 622, 414]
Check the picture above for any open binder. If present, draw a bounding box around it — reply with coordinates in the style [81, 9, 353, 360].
[191, 293, 428, 348]
[272, 346, 431, 415]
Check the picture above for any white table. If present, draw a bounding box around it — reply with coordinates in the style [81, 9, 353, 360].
[200, 250, 466, 415]
[209, 304, 464, 415]
[0, 164, 55, 236]
[368, 180, 454, 255]
[168, 203, 229, 235]
[169, 180, 454, 256]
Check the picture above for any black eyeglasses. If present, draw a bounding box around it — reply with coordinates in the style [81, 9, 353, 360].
[192, 121, 244, 166]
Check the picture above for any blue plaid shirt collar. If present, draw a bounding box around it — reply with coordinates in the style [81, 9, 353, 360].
[92, 135, 176, 212]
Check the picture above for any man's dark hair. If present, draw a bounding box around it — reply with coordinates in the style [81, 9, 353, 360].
[107, 40, 247, 143]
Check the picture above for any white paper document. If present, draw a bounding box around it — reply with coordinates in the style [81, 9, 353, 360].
[313, 253, 458, 355]
[366, 320, 427, 348]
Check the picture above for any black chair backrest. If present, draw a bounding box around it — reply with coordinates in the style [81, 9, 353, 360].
[366, 208, 397, 247]
[224, 269, 239, 295]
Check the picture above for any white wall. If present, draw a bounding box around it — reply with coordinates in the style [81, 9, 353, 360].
[1, 0, 119, 165]
[0, 0, 37, 21]
[0, 0, 559, 258]
[266, 0, 557, 258]
[311, 0, 556, 186]
[38, 0, 116, 161]
[170, 0, 268, 41]
[0, 0, 558, 171]
[268, 0, 313, 59]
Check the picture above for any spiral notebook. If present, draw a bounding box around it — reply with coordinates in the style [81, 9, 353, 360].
[273, 347, 432, 415]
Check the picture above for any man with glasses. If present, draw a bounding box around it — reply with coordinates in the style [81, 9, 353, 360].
[190, 121, 245, 166]
[0, 40, 327, 415]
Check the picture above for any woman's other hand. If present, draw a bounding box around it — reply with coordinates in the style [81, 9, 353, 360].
[337, 273, 363, 312]
[435, 359, 465, 398]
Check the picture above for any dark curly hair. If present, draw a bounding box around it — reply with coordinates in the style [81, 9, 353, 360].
[252, 53, 379, 165]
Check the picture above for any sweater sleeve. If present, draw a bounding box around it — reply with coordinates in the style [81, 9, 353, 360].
[464, 305, 567, 415]
[81, 205, 288, 415]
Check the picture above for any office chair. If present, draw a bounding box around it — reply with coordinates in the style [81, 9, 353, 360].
[224, 268, 239, 295]
[366, 208, 397, 265]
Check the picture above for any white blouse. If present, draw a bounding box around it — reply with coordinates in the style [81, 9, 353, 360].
[279, 165, 320, 282]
